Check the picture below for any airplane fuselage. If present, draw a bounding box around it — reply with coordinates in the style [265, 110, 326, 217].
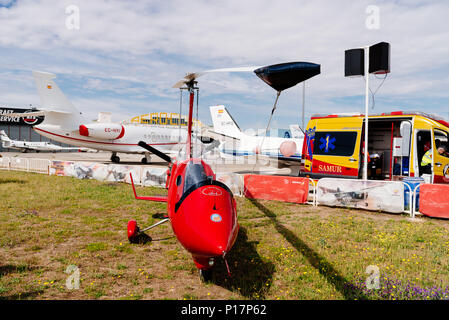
[219, 134, 303, 161]
[34, 123, 187, 154]
[2, 136, 72, 152]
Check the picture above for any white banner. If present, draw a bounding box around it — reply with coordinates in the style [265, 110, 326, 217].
[141, 167, 167, 187]
[317, 178, 404, 213]
[50, 161, 142, 185]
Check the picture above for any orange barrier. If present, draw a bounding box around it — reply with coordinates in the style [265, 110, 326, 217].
[243, 174, 309, 204]
[419, 184, 449, 219]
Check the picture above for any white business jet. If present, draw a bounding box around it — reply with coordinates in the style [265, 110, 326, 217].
[8, 71, 212, 163]
[0, 130, 85, 153]
[208, 105, 304, 167]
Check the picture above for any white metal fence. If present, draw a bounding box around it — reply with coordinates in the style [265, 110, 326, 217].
[0, 156, 51, 174]
[1, 156, 427, 217]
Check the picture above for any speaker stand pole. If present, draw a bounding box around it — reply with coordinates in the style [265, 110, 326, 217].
[363, 45, 370, 181]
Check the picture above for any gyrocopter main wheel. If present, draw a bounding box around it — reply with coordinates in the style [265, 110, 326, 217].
[127, 220, 140, 242]
[199, 268, 213, 282]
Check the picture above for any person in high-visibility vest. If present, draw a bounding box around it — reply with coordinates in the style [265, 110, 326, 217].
[421, 144, 448, 175]
[420, 141, 433, 175]
[421, 148, 433, 174]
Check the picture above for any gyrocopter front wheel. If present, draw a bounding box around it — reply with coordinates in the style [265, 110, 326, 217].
[199, 268, 213, 282]
[127, 220, 139, 242]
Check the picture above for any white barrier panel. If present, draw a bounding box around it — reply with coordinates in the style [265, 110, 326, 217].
[141, 167, 167, 187]
[316, 178, 405, 214]
[49, 161, 75, 176]
[216, 172, 244, 197]
[0, 157, 10, 169]
[9, 158, 28, 171]
[28, 158, 51, 174]
[95, 163, 142, 185]
[50, 161, 143, 185]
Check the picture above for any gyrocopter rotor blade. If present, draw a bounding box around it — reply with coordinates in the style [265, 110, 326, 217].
[138, 141, 172, 163]
[172, 66, 261, 88]
[172, 62, 320, 91]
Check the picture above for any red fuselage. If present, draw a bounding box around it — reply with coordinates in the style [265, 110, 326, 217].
[166, 158, 239, 270]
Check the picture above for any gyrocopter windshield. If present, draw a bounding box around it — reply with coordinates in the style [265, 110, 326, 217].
[183, 160, 209, 192]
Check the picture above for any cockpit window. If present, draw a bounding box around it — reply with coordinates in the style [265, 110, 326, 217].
[183, 162, 208, 192]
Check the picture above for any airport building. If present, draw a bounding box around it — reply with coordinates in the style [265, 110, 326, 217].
[123, 112, 205, 128]
[0, 106, 73, 152]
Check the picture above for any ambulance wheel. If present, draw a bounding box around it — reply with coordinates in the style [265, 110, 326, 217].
[199, 268, 213, 282]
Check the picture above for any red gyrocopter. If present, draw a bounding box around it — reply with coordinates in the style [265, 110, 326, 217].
[126, 62, 320, 280]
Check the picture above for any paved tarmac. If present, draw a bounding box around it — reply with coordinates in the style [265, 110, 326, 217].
[0, 151, 297, 176]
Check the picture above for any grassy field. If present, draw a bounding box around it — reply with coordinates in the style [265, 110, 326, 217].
[1, 170, 449, 300]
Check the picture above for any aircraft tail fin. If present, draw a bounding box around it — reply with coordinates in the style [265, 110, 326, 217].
[209, 105, 242, 139]
[31, 71, 84, 129]
[33, 71, 80, 114]
[0, 130, 12, 148]
[0, 130, 11, 142]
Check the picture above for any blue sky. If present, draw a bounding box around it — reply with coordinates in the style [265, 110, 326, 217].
[0, 0, 448, 129]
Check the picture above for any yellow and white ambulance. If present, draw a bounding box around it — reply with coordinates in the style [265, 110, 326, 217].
[300, 111, 449, 184]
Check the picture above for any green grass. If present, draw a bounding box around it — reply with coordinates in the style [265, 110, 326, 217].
[0, 170, 449, 300]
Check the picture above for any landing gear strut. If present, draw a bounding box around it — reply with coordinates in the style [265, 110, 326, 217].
[127, 218, 169, 243]
[199, 269, 213, 282]
[141, 153, 151, 164]
[111, 152, 120, 163]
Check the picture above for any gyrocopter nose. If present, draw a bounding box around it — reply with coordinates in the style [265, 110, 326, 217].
[173, 183, 238, 258]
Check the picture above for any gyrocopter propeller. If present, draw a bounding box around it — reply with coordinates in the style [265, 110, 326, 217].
[126, 61, 320, 281]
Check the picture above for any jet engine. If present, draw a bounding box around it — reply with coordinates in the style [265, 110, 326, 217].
[79, 123, 125, 140]
[279, 140, 297, 157]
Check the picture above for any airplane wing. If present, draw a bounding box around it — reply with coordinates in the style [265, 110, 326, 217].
[201, 128, 241, 141]
[276, 156, 302, 164]
[7, 145, 29, 152]
[59, 147, 87, 151]
[256, 153, 301, 166]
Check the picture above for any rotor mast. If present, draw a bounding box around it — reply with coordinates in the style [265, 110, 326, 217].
[185, 80, 198, 159]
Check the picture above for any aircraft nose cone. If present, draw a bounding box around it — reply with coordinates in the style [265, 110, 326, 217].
[171, 185, 238, 258]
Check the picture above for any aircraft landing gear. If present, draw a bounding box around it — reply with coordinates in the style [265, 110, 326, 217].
[199, 268, 213, 282]
[127, 218, 169, 244]
[111, 152, 120, 163]
[141, 153, 151, 164]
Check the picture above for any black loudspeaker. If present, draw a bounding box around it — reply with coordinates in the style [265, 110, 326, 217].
[345, 48, 364, 77]
[369, 42, 390, 74]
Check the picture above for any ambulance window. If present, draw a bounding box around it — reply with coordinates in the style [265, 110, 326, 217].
[313, 131, 358, 156]
[434, 129, 449, 158]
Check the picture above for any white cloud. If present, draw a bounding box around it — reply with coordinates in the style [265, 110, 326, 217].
[0, 0, 448, 129]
